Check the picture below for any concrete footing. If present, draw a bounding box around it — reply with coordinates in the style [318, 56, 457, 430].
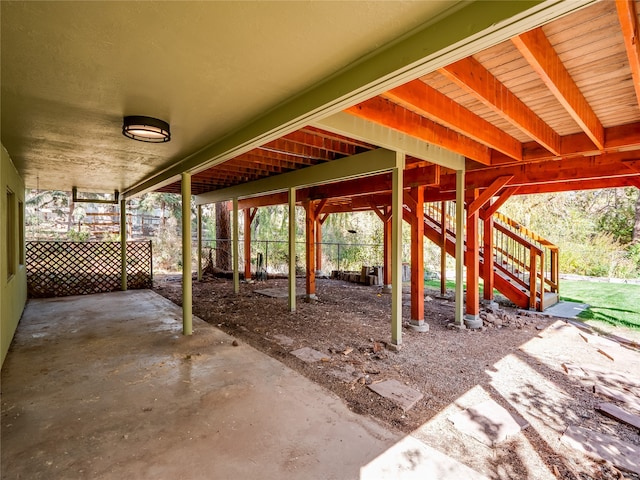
[481, 300, 499, 310]
[409, 320, 430, 332]
[464, 314, 483, 329]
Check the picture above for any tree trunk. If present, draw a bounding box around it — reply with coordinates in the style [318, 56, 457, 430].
[215, 201, 231, 270]
[633, 192, 640, 244]
[67, 200, 75, 232]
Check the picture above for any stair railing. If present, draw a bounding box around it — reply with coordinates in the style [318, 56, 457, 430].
[493, 213, 559, 309]
[422, 202, 558, 311]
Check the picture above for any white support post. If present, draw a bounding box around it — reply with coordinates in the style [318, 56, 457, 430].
[197, 204, 203, 282]
[391, 152, 405, 345]
[120, 198, 127, 291]
[233, 198, 240, 294]
[182, 172, 193, 336]
[288, 187, 296, 312]
[455, 169, 465, 327]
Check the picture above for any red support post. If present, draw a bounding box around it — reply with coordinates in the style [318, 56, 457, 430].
[410, 186, 425, 323]
[315, 218, 323, 273]
[465, 190, 481, 325]
[243, 209, 253, 280]
[305, 201, 316, 297]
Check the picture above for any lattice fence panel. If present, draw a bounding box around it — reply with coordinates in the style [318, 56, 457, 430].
[26, 241, 153, 298]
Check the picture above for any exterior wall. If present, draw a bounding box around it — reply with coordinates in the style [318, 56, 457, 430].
[1, 145, 27, 366]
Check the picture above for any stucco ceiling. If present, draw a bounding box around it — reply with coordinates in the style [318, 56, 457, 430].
[1, 0, 456, 193]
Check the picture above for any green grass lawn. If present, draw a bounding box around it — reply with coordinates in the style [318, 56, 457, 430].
[560, 279, 640, 330]
[425, 278, 640, 331]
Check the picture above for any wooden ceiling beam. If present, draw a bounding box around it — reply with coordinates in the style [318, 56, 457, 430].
[383, 80, 522, 161]
[238, 192, 290, 210]
[345, 97, 492, 165]
[275, 132, 362, 156]
[229, 158, 286, 174]
[237, 152, 311, 170]
[512, 27, 605, 150]
[253, 147, 323, 166]
[298, 126, 375, 150]
[515, 176, 637, 195]
[440, 56, 562, 156]
[489, 122, 640, 164]
[482, 186, 520, 218]
[454, 151, 640, 192]
[259, 139, 342, 162]
[210, 162, 274, 177]
[467, 175, 513, 216]
[616, 0, 640, 107]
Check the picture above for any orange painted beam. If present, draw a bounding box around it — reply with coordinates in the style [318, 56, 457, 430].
[369, 199, 391, 222]
[384, 80, 522, 161]
[346, 97, 492, 165]
[467, 175, 513, 216]
[512, 28, 605, 150]
[440, 56, 562, 156]
[482, 186, 520, 218]
[516, 176, 637, 195]
[624, 159, 640, 174]
[403, 190, 417, 214]
[462, 152, 640, 191]
[238, 192, 289, 210]
[490, 123, 640, 164]
[410, 186, 425, 322]
[295, 127, 375, 152]
[314, 198, 327, 217]
[627, 176, 640, 189]
[617, 0, 640, 107]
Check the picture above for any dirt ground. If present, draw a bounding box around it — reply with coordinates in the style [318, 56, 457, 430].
[153, 275, 640, 480]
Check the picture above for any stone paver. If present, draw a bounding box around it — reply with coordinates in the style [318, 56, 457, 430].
[290, 346, 328, 363]
[368, 379, 424, 411]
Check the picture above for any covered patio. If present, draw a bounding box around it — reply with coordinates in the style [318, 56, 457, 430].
[1, 289, 487, 480]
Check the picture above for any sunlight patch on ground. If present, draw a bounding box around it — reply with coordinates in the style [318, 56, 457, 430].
[359, 435, 489, 480]
[488, 353, 575, 435]
[410, 384, 557, 480]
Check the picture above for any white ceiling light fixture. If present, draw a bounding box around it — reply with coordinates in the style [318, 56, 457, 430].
[122, 116, 171, 143]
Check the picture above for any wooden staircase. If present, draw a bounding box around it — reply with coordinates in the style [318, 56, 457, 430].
[410, 202, 559, 311]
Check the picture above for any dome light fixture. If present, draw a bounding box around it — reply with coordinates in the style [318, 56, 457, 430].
[122, 115, 170, 143]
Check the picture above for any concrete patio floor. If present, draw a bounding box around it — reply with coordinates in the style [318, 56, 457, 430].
[1, 290, 486, 480]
